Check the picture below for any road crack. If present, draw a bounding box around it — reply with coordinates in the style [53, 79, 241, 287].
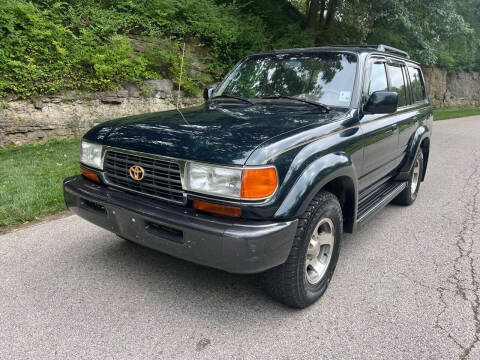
[435, 150, 480, 359]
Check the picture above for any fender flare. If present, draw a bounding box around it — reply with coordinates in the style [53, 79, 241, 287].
[397, 126, 431, 180]
[274, 152, 358, 230]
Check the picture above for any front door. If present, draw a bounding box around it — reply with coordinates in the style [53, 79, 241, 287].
[358, 58, 401, 190]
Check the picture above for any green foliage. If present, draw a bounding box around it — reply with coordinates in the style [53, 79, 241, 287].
[223, 0, 310, 49]
[0, 1, 161, 97]
[69, 31, 160, 91]
[1, 0, 479, 99]
[144, 40, 211, 96]
[0, 0, 270, 98]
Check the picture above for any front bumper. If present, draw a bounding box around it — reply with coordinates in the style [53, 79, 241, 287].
[63, 175, 297, 274]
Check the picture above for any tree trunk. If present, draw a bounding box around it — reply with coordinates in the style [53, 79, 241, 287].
[319, 0, 326, 24]
[325, 0, 339, 27]
[306, 0, 320, 31]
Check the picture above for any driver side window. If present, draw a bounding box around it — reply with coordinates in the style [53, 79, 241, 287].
[369, 62, 389, 95]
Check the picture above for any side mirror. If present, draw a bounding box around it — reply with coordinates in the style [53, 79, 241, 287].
[203, 88, 214, 101]
[364, 91, 398, 114]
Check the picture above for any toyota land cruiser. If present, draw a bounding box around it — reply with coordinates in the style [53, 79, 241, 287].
[63, 45, 432, 308]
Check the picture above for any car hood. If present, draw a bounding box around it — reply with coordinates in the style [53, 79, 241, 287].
[84, 104, 348, 165]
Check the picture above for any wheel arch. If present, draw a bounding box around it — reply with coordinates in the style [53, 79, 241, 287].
[274, 152, 358, 233]
[322, 175, 356, 233]
[395, 126, 431, 181]
[420, 137, 430, 181]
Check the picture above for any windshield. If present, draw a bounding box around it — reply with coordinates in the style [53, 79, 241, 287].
[215, 52, 357, 108]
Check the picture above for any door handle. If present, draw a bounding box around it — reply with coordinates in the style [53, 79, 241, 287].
[391, 123, 398, 132]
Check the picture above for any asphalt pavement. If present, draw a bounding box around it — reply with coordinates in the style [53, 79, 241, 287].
[1, 116, 479, 359]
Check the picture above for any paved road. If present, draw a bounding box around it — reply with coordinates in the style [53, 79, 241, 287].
[1, 117, 480, 359]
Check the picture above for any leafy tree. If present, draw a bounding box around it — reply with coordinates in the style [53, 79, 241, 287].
[288, 0, 479, 70]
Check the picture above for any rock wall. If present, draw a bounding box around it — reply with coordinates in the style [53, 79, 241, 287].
[423, 68, 480, 108]
[1, 69, 479, 146]
[0, 79, 203, 147]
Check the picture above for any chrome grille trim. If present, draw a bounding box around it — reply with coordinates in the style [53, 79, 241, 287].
[102, 149, 186, 204]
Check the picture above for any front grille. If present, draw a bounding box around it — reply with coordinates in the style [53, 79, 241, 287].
[103, 150, 184, 203]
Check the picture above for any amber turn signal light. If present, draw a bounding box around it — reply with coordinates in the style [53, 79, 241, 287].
[193, 200, 242, 217]
[81, 168, 100, 183]
[241, 168, 278, 199]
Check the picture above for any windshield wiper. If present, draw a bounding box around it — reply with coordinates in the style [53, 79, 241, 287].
[211, 94, 255, 105]
[261, 96, 330, 112]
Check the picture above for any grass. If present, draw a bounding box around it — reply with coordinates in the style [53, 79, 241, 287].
[433, 107, 480, 121]
[0, 138, 81, 228]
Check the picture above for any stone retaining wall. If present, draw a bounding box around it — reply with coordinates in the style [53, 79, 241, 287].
[0, 79, 202, 147]
[423, 68, 480, 108]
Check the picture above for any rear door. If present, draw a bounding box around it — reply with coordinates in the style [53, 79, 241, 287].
[386, 62, 416, 154]
[402, 65, 428, 148]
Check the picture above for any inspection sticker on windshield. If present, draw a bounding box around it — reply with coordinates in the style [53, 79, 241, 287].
[339, 91, 351, 103]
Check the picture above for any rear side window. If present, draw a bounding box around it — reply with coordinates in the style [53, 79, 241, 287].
[408, 67, 426, 102]
[387, 64, 407, 107]
[369, 62, 388, 95]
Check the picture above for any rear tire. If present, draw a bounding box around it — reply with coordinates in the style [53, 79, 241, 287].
[394, 151, 424, 205]
[260, 191, 343, 308]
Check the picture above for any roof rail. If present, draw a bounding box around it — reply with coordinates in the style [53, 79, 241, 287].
[377, 44, 409, 58]
[327, 45, 375, 49]
[325, 44, 410, 58]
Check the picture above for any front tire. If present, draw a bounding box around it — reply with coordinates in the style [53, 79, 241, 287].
[394, 151, 424, 205]
[260, 191, 343, 308]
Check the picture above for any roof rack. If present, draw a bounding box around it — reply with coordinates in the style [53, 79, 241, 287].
[376, 44, 409, 58]
[326, 44, 410, 58]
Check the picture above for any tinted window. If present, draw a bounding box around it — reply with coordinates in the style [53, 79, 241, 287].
[408, 67, 426, 102]
[216, 53, 358, 107]
[387, 65, 407, 107]
[369, 62, 388, 95]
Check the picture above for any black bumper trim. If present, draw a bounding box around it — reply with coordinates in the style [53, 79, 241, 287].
[63, 175, 297, 274]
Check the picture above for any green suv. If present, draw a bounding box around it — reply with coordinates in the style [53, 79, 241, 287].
[64, 44, 432, 308]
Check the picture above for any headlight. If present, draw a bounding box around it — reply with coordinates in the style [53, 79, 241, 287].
[80, 141, 103, 169]
[185, 162, 277, 199]
[185, 162, 242, 198]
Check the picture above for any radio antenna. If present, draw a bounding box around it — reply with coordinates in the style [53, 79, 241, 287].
[176, 42, 186, 109]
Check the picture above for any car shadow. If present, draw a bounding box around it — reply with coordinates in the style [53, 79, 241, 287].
[83, 234, 297, 317]
[78, 217, 359, 322]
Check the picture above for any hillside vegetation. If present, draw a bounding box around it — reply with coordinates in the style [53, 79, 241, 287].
[0, 0, 479, 99]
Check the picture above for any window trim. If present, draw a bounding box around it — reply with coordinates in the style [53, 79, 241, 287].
[359, 53, 429, 111]
[386, 63, 408, 109]
[367, 61, 389, 96]
[362, 56, 389, 106]
[406, 65, 428, 104]
[402, 65, 413, 106]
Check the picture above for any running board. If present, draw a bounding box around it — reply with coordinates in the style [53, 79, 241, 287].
[357, 181, 407, 224]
